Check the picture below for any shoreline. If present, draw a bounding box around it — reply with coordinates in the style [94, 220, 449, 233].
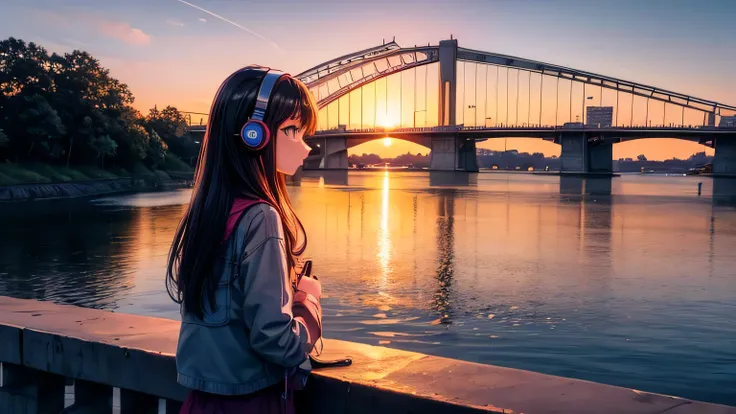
[0, 177, 193, 202]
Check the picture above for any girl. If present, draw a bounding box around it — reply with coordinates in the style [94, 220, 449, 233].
[166, 66, 323, 414]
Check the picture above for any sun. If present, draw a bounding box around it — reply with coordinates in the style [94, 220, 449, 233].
[376, 112, 397, 129]
[384, 138, 392, 147]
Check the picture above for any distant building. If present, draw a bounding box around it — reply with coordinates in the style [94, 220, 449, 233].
[586, 106, 613, 127]
[719, 115, 736, 127]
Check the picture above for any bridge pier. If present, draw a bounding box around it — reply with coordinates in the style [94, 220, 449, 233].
[304, 137, 349, 170]
[558, 132, 613, 174]
[457, 138, 479, 172]
[714, 138, 736, 176]
[429, 136, 478, 172]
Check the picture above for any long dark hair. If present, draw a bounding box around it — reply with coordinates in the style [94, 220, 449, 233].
[166, 65, 318, 318]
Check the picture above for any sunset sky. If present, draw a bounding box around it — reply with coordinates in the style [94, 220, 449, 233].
[2, 0, 735, 160]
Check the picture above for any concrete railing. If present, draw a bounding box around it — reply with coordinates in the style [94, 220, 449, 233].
[1, 296, 734, 414]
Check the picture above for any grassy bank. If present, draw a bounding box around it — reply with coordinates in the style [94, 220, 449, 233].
[0, 154, 194, 187]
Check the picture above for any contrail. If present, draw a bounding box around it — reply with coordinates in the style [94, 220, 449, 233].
[173, 0, 280, 49]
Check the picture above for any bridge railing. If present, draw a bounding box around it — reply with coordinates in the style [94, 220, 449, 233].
[309, 124, 736, 135]
[181, 112, 209, 127]
[185, 118, 736, 134]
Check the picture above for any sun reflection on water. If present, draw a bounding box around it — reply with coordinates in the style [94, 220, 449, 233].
[377, 170, 392, 289]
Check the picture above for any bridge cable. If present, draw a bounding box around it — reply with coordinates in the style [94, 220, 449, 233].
[555, 77, 559, 126]
[360, 66, 364, 129]
[462, 61, 466, 125]
[528, 70, 531, 127]
[645, 97, 649, 127]
[496, 66, 499, 127]
[485, 65, 489, 127]
[539, 74, 543, 126]
[474, 63, 478, 127]
[506, 67, 509, 126]
[414, 66, 417, 127]
[663, 102, 666, 127]
[425, 63, 428, 127]
[516, 69, 520, 126]
[569, 79, 572, 124]
[681, 106, 685, 127]
[630, 94, 634, 127]
[616, 89, 619, 126]
[582, 82, 586, 125]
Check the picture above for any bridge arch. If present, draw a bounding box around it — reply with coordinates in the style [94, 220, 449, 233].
[296, 44, 438, 109]
[188, 38, 736, 175]
[298, 39, 736, 133]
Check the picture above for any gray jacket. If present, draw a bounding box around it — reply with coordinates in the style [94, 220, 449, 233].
[176, 203, 311, 395]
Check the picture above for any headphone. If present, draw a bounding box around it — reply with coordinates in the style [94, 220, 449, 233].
[239, 69, 288, 151]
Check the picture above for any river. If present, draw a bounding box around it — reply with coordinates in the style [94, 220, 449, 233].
[1, 171, 735, 405]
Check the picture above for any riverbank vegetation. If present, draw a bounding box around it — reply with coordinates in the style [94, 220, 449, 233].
[349, 149, 713, 172]
[0, 37, 199, 186]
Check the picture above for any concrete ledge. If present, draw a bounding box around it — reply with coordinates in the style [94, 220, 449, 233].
[0, 323, 21, 365]
[1, 296, 734, 414]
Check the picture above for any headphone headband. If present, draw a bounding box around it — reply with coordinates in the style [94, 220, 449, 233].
[251, 69, 286, 122]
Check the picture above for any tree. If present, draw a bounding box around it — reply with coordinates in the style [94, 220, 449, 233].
[637, 154, 648, 162]
[0, 37, 191, 175]
[145, 105, 197, 160]
[146, 129, 168, 168]
[91, 135, 117, 168]
[50, 50, 135, 166]
[15, 94, 66, 159]
[0, 38, 53, 99]
[0, 38, 57, 161]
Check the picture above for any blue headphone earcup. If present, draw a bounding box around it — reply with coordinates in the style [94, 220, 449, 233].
[241, 120, 270, 150]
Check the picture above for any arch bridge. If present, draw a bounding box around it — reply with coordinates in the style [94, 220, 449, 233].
[189, 38, 736, 175]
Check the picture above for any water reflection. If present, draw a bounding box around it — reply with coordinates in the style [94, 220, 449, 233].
[712, 177, 736, 207]
[434, 191, 455, 321]
[560, 176, 585, 195]
[300, 169, 350, 186]
[0, 195, 186, 313]
[1, 174, 736, 405]
[429, 171, 477, 187]
[378, 171, 392, 288]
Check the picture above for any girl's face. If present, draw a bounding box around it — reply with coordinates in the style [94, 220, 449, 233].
[275, 117, 311, 175]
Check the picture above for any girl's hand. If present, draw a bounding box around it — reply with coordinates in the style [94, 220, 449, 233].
[293, 276, 322, 347]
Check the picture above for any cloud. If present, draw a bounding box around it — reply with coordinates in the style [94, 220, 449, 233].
[30, 9, 151, 46]
[167, 19, 185, 27]
[173, 0, 279, 49]
[98, 20, 152, 45]
[199, 18, 207, 23]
